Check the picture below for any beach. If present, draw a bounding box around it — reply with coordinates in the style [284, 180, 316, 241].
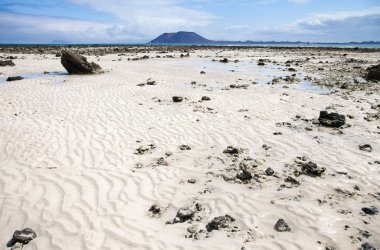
[0, 46, 379, 250]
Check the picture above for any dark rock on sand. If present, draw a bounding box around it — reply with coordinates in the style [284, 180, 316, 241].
[359, 144, 373, 152]
[206, 215, 235, 231]
[6, 76, 23, 81]
[362, 206, 379, 215]
[366, 64, 380, 81]
[148, 204, 161, 215]
[265, 167, 275, 176]
[274, 219, 291, 232]
[223, 146, 242, 155]
[361, 243, 377, 250]
[301, 161, 325, 177]
[236, 169, 253, 181]
[318, 111, 346, 128]
[201, 96, 211, 101]
[11, 228, 37, 245]
[220, 58, 229, 63]
[179, 145, 191, 150]
[172, 96, 183, 102]
[0, 60, 15, 67]
[61, 50, 102, 74]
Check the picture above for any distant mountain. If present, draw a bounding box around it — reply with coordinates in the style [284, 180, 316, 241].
[149, 31, 212, 44]
[50, 40, 72, 44]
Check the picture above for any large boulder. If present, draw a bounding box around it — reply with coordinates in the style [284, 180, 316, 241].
[61, 50, 102, 74]
[318, 111, 346, 128]
[367, 64, 380, 81]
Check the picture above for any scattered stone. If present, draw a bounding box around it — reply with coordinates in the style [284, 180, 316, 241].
[262, 144, 271, 150]
[188, 179, 196, 184]
[236, 169, 252, 181]
[223, 146, 242, 155]
[200, 71, 206, 74]
[6, 76, 24, 82]
[274, 219, 291, 232]
[273, 132, 282, 135]
[359, 144, 373, 152]
[362, 206, 379, 215]
[135, 144, 156, 155]
[265, 167, 275, 176]
[61, 50, 102, 74]
[179, 145, 191, 150]
[206, 215, 235, 232]
[220, 58, 229, 63]
[0, 60, 15, 67]
[174, 203, 200, 223]
[318, 111, 346, 128]
[201, 96, 211, 101]
[230, 84, 249, 89]
[285, 176, 300, 185]
[366, 64, 380, 81]
[11, 228, 37, 245]
[148, 204, 161, 215]
[361, 243, 377, 250]
[156, 157, 168, 166]
[300, 161, 325, 177]
[172, 96, 183, 102]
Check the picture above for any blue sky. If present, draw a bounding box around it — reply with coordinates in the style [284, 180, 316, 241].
[0, 0, 379, 43]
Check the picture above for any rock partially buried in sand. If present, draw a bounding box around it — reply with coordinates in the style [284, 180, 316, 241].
[206, 215, 235, 232]
[366, 64, 380, 81]
[362, 206, 379, 215]
[6, 76, 24, 82]
[359, 144, 373, 152]
[361, 243, 377, 250]
[274, 219, 291, 232]
[61, 50, 102, 74]
[0, 60, 15, 67]
[11, 228, 37, 245]
[172, 96, 183, 102]
[318, 111, 346, 128]
[11, 242, 23, 250]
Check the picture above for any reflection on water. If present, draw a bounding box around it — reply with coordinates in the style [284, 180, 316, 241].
[166, 59, 333, 94]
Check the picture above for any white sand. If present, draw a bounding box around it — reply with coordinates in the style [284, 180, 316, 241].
[0, 49, 379, 250]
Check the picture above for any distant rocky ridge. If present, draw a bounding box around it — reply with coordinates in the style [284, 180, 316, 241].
[149, 31, 380, 46]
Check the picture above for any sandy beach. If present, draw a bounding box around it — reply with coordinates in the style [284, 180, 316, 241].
[0, 46, 379, 250]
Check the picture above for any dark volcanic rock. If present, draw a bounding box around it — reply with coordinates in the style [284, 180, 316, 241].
[359, 144, 373, 152]
[172, 96, 183, 102]
[362, 206, 379, 215]
[11, 228, 37, 245]
[236, 169, 252, 181]
[206, 215, 235, 231]
[274, 219, 291, 232]
[0, 60, 15, 67]
[61, 50, 102, 74]
[6, 76, 23, 81]
[318, 111, 346, 128]
[265, 167, 275, 176]
[367, 64, 380, 81]
[361, 243, 377, 250]
[201, 96, 211, 101]
[301, 161, 325, 177]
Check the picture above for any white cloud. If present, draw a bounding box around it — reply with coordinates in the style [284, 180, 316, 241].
[67, 0, 215, 36]
[288, 0, 311, 5]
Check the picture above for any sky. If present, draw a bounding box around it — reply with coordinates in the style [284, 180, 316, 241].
[0, 0, 379, 43]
